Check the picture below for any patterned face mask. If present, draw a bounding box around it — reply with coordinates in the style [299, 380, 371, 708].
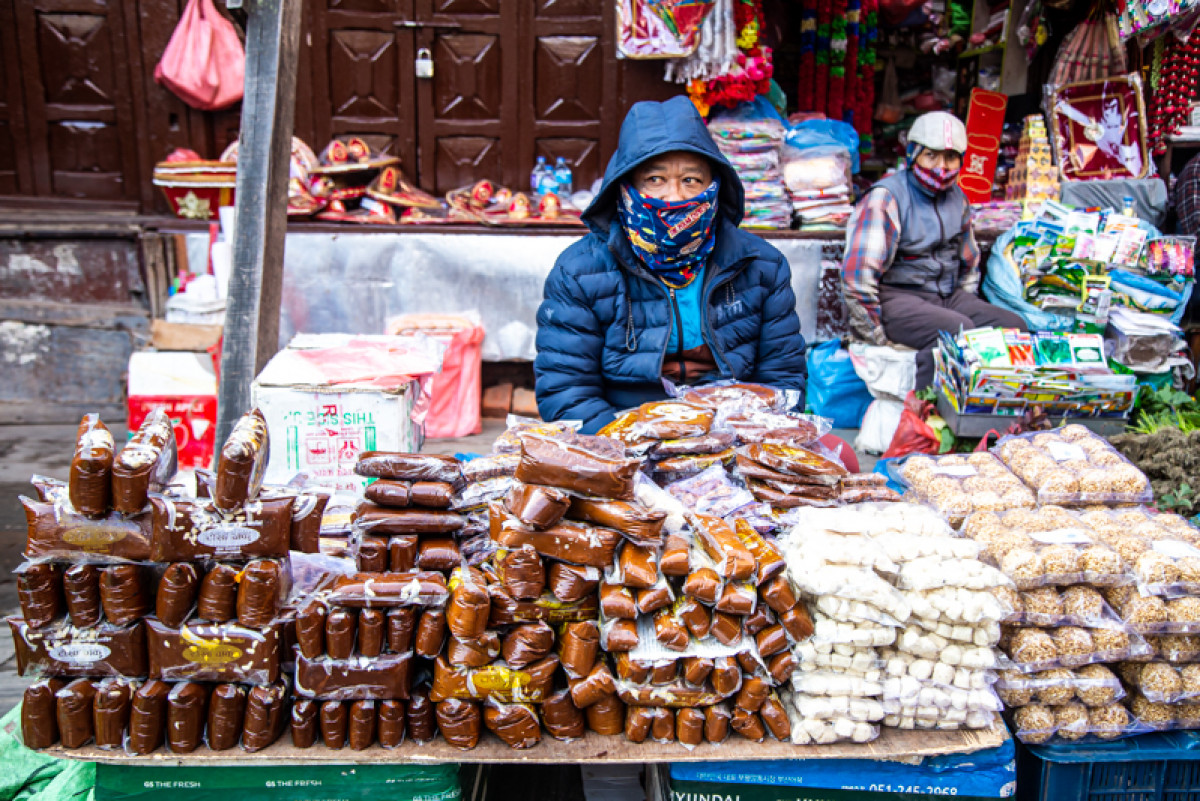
[617, 178, 721, 288]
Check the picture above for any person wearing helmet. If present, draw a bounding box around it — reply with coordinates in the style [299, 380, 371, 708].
[841, 111, 1026, 389]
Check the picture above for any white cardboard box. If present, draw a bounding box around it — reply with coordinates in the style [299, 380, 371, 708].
[252, 336, 431, 492]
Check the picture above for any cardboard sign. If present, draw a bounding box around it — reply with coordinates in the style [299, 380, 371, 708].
[957, 89, 1008, 203]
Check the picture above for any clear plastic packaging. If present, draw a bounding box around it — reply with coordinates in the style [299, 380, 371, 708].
[665, 465, 756, 519]
[1128, 692, 1200, 731]
[905, 588, 1010, 628]
[880, 649, 994, 690]
[901, 453, 1035, 520]
[1012, 586, 1127, 629]
[1122, 662, 1200, 704]
[895, 625, 1000, 669]
[1011, 701, 1140, 743]
[895, 557, 1011, 592]
[783, 691, 880, 744]
[995, 664, 1125, 708]
[993, 427, 1153, 506]
[1001, 624, 1149, 672]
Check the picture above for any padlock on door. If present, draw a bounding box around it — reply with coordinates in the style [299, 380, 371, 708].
[415, 48, 434, 79]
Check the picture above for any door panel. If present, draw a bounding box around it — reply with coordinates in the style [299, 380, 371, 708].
[435, 135, 500, 191]
[535, 36, 600, 122]
[432, 34, 502, 120]
[329, 29, 400, 120]
[0, 2, 24, 196]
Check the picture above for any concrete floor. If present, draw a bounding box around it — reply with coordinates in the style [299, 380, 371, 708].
[0, 419, 873, 716]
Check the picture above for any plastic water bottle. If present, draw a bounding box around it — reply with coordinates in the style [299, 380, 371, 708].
[1122, 195, 1136, 219]
[531, 156, 547, 193]
[537, 168, 559, 197]
[554, 157, 573, 196]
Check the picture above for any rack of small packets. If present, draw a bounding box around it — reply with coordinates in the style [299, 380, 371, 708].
[12, 384, 1026, 762]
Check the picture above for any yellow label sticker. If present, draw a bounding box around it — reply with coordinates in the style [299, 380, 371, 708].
[472, 666, 531, 693]
[61, 525, 128, 549]
[182, 641, 243, 665]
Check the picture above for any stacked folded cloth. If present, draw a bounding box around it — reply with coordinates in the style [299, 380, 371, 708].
[708, 114, 793, 230]
[781, 144, 855, 232]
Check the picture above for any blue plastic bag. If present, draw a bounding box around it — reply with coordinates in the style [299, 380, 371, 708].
[806, 339, 873, 428]
[785, 119, 861, 174]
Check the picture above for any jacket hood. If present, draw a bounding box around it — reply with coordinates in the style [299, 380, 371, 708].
[582, 96, 745, 235]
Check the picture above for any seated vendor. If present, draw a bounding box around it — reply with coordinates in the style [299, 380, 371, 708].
[534, 96, 808, 435]
[842, 111, 1026, 389]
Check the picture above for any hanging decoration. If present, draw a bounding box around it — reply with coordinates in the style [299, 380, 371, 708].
[665, 0, 740, 84]
[684, 0, 775, 113]
[1146, 29, 1200, 155]
[618, 0, 716, 59]
[794, 0, 877, 153]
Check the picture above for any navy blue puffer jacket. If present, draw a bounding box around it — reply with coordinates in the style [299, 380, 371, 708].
[534, 96, 807, 434]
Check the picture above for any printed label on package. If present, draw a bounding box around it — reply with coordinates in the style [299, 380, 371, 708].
[932, 466, 978, 477]
[197, 525, 261, 550]
[1046, 441, 1087, 462]
[49, 643, 112, 664]
[1030, 528, 1094, 545]
[1153, 539, 1200, 560]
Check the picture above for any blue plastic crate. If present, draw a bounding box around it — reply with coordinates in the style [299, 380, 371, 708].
[1021, 732, 1200, 801]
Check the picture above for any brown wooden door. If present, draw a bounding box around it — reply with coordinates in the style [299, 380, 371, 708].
[11, 0, 141, 206]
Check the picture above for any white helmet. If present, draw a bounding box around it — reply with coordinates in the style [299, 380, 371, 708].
[908, 111, 967, 154]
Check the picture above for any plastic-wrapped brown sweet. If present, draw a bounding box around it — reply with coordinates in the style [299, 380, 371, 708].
[357, 536, 389, 572]
[128, 680, 170, 755]
[548, 563, 600, 604]
[661, 535, 691, 577]
[437, 699, 482, 750]
[602, 619, 639, 652]
[779, 605, 815, 642]
[614, 653, 652, 683]
[502, 622, 554, 669]
[748, 480, 839, 508]
[654, 431, 737, 457]
[207, 683, 247, 750]
[768, 651, 797, 684]
[156, 563, 199, 629]
[693, 515, 755, 581]
[10, 617, 148, 678]
[295, 652, 412, 701]
[585, 693, 625, 735]
[615, 680, 732, 708]
[559, 621, 600, 678]
[56, 679, 97, 749]
[676, 707, 704, 747]
[416, 609, 447, 657]
[22, 492, 153, 562]
[653, 449, 736, 474]
[736, 651, 761, 677]
[348, 700, 377, 751]
[149, 495, 294, 562]
[112, 409, 177, 516]
[715, 583, 757, 616]
[355, 504, 467, 536]
[760, 694, 790, 741]
[624, 705, 655, 742]
[569, 662, 617, 708]
[430, 654, 559, 703]
[712, 658, 743, 696]
[498, 546, 546, 601]
[650, 661, 678, 685]
[484, 701, 541, 749]
[650, 708, 675, 742]
[447, 569, 490, 640]
[541, 689, 586, 740]
[731, 707, 766, 741]
[70, 414, 114, 518]
[355, 452, 462, 484]
[743, 606, 772, 637]
[655, 608, 689, 651]
[599, 583, 637, 620]
[410, 481, 454, 509]
[239, 683, 285, 753]
[515, 434, 638, 500]
[291, 699, 318, 748]
[214, 409, 269, 512]
[733, 519, 786, 584]
[489, 504, 622, 567]
[636, 583, 673, 615]
[387, 607, 417, 653]
[290, 492, 330, 554]
[325, 607, 358, 659]
[378, 699, 406, 748]
[743, 442, 847, 481]
[364, 480, 411, 508]
[389, 535, 419, 572]
[63, 564, 102, 628]
[567, 498, 667, 546]
[197, 564, 239, 622]
[100, 565, 149, 626]
[358, 609, 386, 658]
[487, 585, 599, 627]
[321, 700, 347, 749]
[327, 571, 449, 609]
[760, 576, 798, 614]
[407, 687, 436, 743]
[166, 682, 209, 753]
[634, 401, 714, 440]
[17, 563, 63, 629]
[619, 542, 658, 589]
[236, 559, 281, 629]
[704, 704, 731, 743]
[417, 537, 462, 571]
[736, 677, 769, 713]
[756, 625, 789, 657]
[709, 611, 743, 646]
[146, 618, 282, 684]
[296, 601, 327, 659]
[683, 657, 714, 687]
[505, 484, 570, 530]
[22, 679, 63, 750]
[448, 631, 502, 667]
[683, 568, 722, 604]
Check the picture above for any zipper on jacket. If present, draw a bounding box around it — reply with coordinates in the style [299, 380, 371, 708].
[669, 287, 686, 384]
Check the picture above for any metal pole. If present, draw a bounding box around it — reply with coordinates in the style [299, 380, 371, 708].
[214, 0, 303, 457]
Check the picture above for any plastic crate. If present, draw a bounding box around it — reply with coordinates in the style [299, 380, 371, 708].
[1019, 732, 1200, 801]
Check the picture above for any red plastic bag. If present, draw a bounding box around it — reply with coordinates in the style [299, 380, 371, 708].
[881, 392, 941, 459]
[155, 0, 245, 111]
[388, 313, 485, 439]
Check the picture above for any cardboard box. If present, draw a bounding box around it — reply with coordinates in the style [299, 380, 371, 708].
[252, 335, 431, 492]
[127, 351, 219, 469]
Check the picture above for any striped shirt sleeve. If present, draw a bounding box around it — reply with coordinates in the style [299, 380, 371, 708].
[841, 188, 899, 345]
